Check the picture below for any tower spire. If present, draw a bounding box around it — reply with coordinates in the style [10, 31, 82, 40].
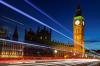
[12, 26, 18, 41]
[75, 0, 81, 16]
[73, 0, 85, 54]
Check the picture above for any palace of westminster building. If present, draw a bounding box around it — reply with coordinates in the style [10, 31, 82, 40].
[0, 3, 85, 58]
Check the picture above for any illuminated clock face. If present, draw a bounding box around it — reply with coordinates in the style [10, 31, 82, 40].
[83, 21, 84, 25]
[75, 20, 80, 25]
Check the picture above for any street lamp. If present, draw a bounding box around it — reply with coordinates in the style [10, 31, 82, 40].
[54, 50, 57, 54]
[73, 53, 76, 56]
[85, 54, 87, 58]
[54, 49, 58, 57]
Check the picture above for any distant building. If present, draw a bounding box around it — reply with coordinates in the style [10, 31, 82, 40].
[24, 26, 51, 45]
[24, 26, 53, 57]
[24, 28, 36, 42]
[23, 24, 76, 57]
[37, 26, 51, 42]
[51, 41, 73, 57]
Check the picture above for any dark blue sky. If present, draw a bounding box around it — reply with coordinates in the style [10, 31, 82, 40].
[0, 0, 100, 50]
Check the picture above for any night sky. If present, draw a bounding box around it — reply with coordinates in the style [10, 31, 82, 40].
[0, 0, 100, 50]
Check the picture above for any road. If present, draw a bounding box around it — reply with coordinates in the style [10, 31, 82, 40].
[0, 59, 99, 66]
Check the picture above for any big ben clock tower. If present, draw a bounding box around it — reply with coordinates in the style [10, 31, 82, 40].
[73, 3, 85, 54]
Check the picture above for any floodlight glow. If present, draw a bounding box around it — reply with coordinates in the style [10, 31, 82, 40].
[2, 16, 24, 25]
[0, 17, 10, 23]
[0, 0, 100, 56]
[54, 50, 58, 54]
[24, 0, 72, 34]
[0, 0, 73, 41]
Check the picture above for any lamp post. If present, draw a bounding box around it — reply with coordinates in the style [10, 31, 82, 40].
[85, 54, 87, 58]
[54, 49, 57, 57]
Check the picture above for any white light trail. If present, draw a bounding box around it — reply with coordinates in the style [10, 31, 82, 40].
[0, 17, 10, 24]
[24, 0, 72, 34]
[0, 0, 73, 41]
[0, 0, 99, 57]
[2, 16, 24, 25]
[0, 38, 51, 49]
[0, 38, 74, 53]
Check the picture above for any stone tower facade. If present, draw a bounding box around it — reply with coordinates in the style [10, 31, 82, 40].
[73, 3, 85, 54]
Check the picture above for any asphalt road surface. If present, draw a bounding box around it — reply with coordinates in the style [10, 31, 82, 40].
[0, 59, 100, 66]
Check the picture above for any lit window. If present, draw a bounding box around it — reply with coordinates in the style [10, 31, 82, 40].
[45, 36, 47, 39]
[40, 36, 42, 39]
